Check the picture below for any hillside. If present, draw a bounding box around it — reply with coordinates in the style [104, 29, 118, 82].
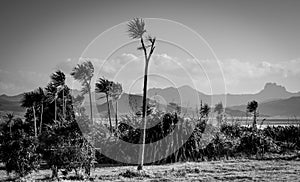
[148, 82, 300, 107]
[0, 94, 25, 117]
[230, 96, 300, 117]
[0, 83, 299, 117]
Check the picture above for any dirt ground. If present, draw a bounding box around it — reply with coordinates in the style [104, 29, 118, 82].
[1, 159, 300, 181]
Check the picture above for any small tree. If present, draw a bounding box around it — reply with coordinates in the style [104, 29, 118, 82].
[41, 120, 94, 179]
[214, 102, 224, 127]
[110, 82, 123, 130]
[247, 100, 258, 130]
[95, 77, 113, 132]
[200, 103, 210, 120]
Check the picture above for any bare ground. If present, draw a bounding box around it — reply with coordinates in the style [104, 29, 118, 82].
[1, 159, 300, 181]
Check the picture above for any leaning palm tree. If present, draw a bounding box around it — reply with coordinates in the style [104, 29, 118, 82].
[110, 82, 123, 130]
[247, 100, 258, 130]
[50, 70, 66, 120]
[71, 60, 94, 124]
[95, 77, 113, 132]
[127, 18, 156, 170]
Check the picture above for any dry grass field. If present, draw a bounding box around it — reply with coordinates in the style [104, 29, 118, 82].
[1, 159, 300, 181]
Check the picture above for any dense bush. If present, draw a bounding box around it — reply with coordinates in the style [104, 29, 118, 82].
[220, 123, 246, 138]
[95, 114, 300, 164]
[40, 120, 95, 178]
[264, 125, 300, 150]
[237, 131, 280, 157]
[203, 133, 239, 160]
[0, 118, 40, 177]
[94, 112, 215, 164]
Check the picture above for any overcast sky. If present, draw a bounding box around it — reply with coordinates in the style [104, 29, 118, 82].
[0, 0, 300, 95]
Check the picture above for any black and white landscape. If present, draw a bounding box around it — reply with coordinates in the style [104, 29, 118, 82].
[0, 0, 300, 181]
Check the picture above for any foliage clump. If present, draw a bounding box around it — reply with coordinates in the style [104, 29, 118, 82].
[0, 118, 40, 177]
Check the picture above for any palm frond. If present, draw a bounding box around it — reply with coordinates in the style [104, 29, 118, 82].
[50, 70, 66, 87]
[21, 91, 35, 108]
[70, 60, 94, 83]
[127, 18, 146, 39]
[110, 82, 123, 100]
[247, 100, 258, 113]
[95, 77, 112, 94]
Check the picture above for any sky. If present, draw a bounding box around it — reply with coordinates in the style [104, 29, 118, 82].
[0, 0, 300, 95]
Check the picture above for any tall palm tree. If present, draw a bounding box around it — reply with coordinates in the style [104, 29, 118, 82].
[50, 70, 66, 120]
[71, 60, 94, 124]
[110, 82, 123, 130]
[127, 18, 156, 170]
[95, 77, 113, 132]
[36, 87, 46, 135]
[21, 90, 40, 138]
[3, 113, 14, 136]
[247, 100, 258, 130]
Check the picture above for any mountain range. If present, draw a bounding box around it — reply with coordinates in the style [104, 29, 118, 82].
[147, 82, 300, 107]
[0, 82, 300, 117]
[0, 94, 25, 117]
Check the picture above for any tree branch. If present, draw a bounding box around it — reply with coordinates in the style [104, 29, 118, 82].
[141, 38, 148, 61]
[147, 38, 156, 60]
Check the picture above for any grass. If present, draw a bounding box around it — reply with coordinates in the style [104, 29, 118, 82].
[1, 159, 300, 181]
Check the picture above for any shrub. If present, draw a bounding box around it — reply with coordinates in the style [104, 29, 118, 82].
[0, 118, 40, 177]
[237, 130, 280, 158]
[263, 125, 300, 150]
[40, 120, 95, 178]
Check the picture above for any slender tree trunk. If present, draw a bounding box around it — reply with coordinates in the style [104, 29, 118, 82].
[88, 84, 93, 125]
[252, 111, 257, 130]
[9, 121, 12, 137]
[138, 59, 149, 170]
[54, 98, 57, 121]
[106, 94, 112, 132]
[63, 89, 65, 119]
[39, 102, 43, 135]
[33, 105, 37, 138]
[137, 36, 155, 170]
[65, 98, 67, 119]
[115, 101, 118, 130]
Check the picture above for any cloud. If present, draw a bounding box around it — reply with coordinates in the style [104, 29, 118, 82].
[210, 58, 300, 93]
[3, 54, 299, 95]
[219, 59, 300, 80]
[55, 58, 77, 74]
[0, 69, 49, 95]
[281, 58, 300, 77]
[148, 55, 300, 94]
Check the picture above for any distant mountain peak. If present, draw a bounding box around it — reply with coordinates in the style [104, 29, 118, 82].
[263, 82, 286, 92]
